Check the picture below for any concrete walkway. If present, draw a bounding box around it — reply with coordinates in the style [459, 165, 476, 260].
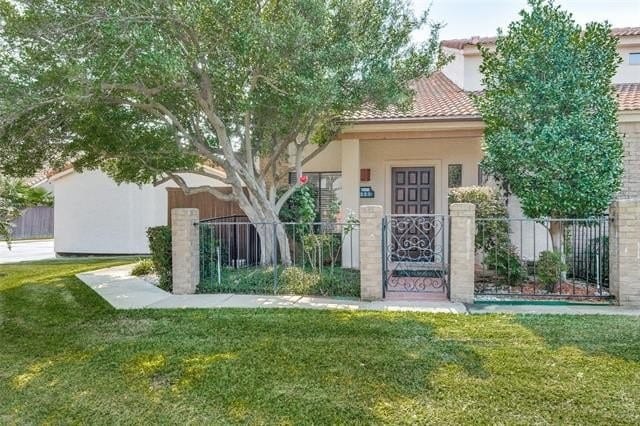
[469, 303, 640, 316]
[0, 239, 55, 264]
[77, 265, 466, 313]
[77, 265, 640, 315]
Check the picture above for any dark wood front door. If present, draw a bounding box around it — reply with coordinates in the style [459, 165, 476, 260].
[391, 167, 434, 214]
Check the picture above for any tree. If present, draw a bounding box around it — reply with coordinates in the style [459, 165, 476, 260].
[0, 0, 446, 264]
[0, 176, 53, 247]
[474, 0, 624, 253]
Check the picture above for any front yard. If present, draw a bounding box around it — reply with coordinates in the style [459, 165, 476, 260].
[1, 259, 640, 424]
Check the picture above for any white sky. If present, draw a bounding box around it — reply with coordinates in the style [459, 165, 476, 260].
[412, 0, 640, 40]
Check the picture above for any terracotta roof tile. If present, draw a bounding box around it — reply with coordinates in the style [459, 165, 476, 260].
[617, 83, 640, 111]
[346, 72, 480, 122]
[346, 74, 640, 122]
[441, 27, 640, 50]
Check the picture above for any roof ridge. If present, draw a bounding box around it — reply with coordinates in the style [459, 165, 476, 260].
[441, 26, 640, 49]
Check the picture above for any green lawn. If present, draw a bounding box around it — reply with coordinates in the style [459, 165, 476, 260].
[1, 259, 640, 424]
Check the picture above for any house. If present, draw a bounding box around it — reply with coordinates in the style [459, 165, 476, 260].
[298, 27, 640, 223]
[48, 167, 231, 255]
[48, 27, 640, 257]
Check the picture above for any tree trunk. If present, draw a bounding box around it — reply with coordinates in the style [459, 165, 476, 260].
[255, 220, 292, 267]
[549, 221, 563, 253]
[548, 220, 567, 281]
[240, 197, 292, 267]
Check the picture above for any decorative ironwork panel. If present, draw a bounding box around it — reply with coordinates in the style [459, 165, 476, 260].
[383, 215, 448, 293]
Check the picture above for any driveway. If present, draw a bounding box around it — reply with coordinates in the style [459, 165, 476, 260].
[0, 239, 55, 264]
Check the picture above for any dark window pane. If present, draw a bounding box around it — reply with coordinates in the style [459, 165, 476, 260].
[288, 171, 341, 222]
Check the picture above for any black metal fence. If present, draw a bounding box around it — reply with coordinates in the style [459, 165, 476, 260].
[198, 219, 360, 297]
[474, 217, 610, 299]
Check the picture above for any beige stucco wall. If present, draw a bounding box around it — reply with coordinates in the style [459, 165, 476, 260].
[614, 44, 640, 85]
[359, 137, 483, 214]
[301, 136, 483, 216]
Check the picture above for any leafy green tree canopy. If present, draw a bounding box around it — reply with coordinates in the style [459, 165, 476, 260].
[475, 0, 623, 221]
[0, 0, 446, 263]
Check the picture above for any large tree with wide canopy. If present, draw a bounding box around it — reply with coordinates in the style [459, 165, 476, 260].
[0, 0, 446, 263]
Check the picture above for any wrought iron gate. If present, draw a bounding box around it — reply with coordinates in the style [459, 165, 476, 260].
[382, 214, 448, 295]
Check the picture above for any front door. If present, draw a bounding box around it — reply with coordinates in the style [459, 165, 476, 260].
[384, 166, 446, 294]
[391, 167, 434, 214]
[390, 167, 437, 263]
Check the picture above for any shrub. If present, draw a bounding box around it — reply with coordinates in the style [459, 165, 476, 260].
[483, 245, 526, 286]
[198, 265, 360, 298]
[449, 186, 509, 250]
[301, 233, 342, 269]
[449, 186, 524, 284]
[537, 251, 567, 291]
[279, 266, 360, 297]
[147, 226, 172, 291]
[131, 258, 155, 276]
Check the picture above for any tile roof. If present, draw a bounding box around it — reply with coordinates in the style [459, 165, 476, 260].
[617, 83, 640, 111]
[345, 72, 480, 122]
[346, 73, 640, 122]
[441, 27, 640, 50]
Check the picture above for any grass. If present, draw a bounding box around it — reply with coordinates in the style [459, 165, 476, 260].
[1, 259, 640, 424]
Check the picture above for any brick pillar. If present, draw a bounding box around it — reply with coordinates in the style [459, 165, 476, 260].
[171, 208, 200, 295]
[449, 203, 476, 304]
[359, 205, 383, 301]
[609, 200, 640, 306]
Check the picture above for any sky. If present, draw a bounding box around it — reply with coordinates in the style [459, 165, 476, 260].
[411, 0, 640, 40]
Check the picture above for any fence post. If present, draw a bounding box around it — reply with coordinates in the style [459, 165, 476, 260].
[449, 203, 476, 304]
[359, 205, 383, 301]
[609, 199, 640, 306]
[171, 208, 200, 295]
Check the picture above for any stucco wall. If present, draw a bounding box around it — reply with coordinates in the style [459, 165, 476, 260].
[53, 170, 226, 254]
[441, 48, 465, 88]
[359, 137, 483, 215]
[302, 136, 484, 216]
[614, 45, 640, 85]
[443, 42, 639, 91]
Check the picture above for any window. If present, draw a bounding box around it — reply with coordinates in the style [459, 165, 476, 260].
[289, 172, 342, 222]
[448, 164, 462, 188]
[630, 53, 640, 65]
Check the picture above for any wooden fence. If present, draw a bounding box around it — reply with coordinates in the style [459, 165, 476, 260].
[166, 188, 243, 224]
[11, 206, 54, 239]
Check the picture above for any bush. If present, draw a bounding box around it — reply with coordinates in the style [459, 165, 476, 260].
[449, 186, 524, 285]
[301, 233, 342, 268]
[147, 226, 172, 291]
[449, 186, 509, 250]
[483, 245, 526, 286]
[131, 258, 154, 276]
[537, 251, 567, 291]
[198, 265, 360, 298]
[279, 266, 360, 297]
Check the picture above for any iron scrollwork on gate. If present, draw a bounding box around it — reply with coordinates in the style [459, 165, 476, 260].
[382, 215, 448, 294]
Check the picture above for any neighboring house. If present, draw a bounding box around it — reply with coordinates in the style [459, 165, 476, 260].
[299, 27, 640, 223]
[48, 167, 230, 254]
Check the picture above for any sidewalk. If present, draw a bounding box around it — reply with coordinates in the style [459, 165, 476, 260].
[77, 265, 640, 315]
[77, 265, 466, 313]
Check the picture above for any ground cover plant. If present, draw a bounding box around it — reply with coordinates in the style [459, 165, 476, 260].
[198, 265, 360, 298]
[1, 259, 640, 424]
